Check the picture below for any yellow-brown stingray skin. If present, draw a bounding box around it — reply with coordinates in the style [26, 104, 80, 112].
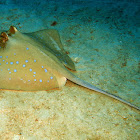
[0, 26, 66, 91]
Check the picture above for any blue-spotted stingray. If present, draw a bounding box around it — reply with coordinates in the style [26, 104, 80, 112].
[0, 26, 139, 111]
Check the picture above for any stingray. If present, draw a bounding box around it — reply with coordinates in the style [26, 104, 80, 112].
[0, 26, 139, 111]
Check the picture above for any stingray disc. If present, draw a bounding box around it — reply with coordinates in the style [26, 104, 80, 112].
[0, 26, 66, 91]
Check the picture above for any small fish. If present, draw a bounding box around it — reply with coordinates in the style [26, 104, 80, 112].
[0, 26, 139, 111]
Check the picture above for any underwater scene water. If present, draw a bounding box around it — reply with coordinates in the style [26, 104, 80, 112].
[0, 0, 139, 139]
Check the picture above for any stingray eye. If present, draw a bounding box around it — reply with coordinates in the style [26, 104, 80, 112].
[0, 32, 8, 49]
[9, 26, 17, 35]
[1, 32, 8, 41]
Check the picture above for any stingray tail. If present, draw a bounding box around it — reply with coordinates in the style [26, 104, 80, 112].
[68, 73, 140, 111]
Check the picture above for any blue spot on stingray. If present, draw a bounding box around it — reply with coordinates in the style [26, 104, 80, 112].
[10, 62, 13, 65]
[16, 61, 19, 64]
[6, 56, 8, 58]
[0, 56, 2, 58]
[25, 60, 28, 63]
[3, 60, 5, 62]
[6, 62, 8, 64]
[8, 68, 10, 71]
[44, 69, 47, 72]
[26, 47, 29, 50]
[14, 69, 17, 72]
[29, 68, 32, 71]
[50, 76, 53, 79]
[9, 72, 11, 74]
[42, 66, 44, 68]
[28, 80, 30, 82]
[9, 78, 11, 80]
[23, 64, 26, 67]
[33, 75, 35, 77]
[0, 63, 1, 65]
[40, 79, 42, 82]
[33, 72, 36, 74]
[14, 53, 16, 55]
[34, 79, 36, 81]
[34, 60, 36, 62]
